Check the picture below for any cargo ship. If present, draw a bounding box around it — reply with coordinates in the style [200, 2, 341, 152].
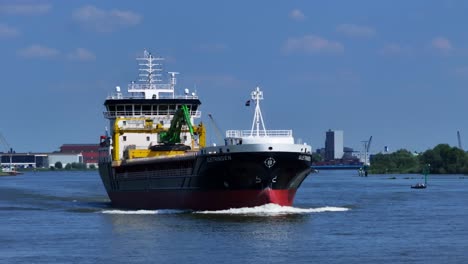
[98, 50, 313, 210]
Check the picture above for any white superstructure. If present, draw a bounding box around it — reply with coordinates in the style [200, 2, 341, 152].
[204, 87, 311, 154]
[102, 50, 203, 161]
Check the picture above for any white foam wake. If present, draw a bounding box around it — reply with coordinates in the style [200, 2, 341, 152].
[195, 203, 349, 216]
[100, 204, 349, 216]
[101, 209, 185, 215]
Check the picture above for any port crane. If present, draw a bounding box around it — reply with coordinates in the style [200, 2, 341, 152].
[0, 132, 11, 153]
[457, 131, 463, 150]
[361, 136, 372, 166]
[0, 132, 15, 172]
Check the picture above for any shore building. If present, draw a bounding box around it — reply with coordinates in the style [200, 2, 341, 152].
[325, 129, 344, 161]
[59, 144, 99, 168]
[0, 153, 48, 169]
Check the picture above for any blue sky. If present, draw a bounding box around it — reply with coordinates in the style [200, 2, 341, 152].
[1, 0, 468, 154]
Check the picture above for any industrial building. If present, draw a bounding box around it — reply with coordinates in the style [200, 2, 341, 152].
[313, 130, 364, 169]
[0, 144, 100, 169]
[0, 153, 48, 169]
[59, 144, 99, 168]
[48, 153, 83, 168]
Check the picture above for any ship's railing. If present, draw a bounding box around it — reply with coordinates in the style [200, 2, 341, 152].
[104, 110, 202, 118]
[106, 93, 199, 100]
[226, 130, 292, 138]
[128, 83, 172, 91]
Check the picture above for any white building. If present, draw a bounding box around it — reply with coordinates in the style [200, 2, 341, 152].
[48, 153, 83, 168]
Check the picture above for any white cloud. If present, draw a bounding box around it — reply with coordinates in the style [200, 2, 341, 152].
[289, 9, 306, 21]
[283, 35, 344, 54]
[0, 3, 51, 15]
[431, 37, 452, 52]
[0, 23, 20, 37]
[18, 44, 60, 58]
[336, 24, 375, 37]
[67, 48, 96, 61]
[72, 5, 142, 32]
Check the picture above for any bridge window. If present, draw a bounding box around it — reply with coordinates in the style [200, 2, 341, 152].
[117, 105, 124, 113]
[125, 105, 132, 115]
[169, 105, 176, 112]
[134, 105, 141, 115]
[142, 105, 151, 114]
[159, 105, 168, 114]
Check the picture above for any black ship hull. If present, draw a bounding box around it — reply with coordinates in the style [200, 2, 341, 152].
[98, 151, 312, 210]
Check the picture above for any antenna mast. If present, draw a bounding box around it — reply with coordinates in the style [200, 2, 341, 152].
[129, 49, 176, 99]
[250, 86, 267, 136]
[137, 49, 163, 86]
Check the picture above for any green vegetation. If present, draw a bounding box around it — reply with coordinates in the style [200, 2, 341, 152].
[370, 144, 468, 174]
[55, 161, 63, 169]
[311, 153, 323, 163]
[17, 163, 97, 172]
[66, 162, 88, 170]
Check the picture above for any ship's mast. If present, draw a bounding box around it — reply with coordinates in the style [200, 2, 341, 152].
[129, 49, 175, 99]
[250, 86, 267, 136]
[137, 49, 163, 86]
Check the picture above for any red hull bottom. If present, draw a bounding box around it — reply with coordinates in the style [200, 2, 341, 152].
[108, 189, 298, 211]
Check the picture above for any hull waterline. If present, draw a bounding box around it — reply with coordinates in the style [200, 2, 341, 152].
[108, 189, 297, 211]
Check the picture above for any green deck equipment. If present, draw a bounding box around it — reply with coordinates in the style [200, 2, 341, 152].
[159, 105, 194, 144]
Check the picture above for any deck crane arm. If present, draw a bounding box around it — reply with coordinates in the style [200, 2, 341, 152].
[159, 105, 194, 144]
[207, 114, 224, 145]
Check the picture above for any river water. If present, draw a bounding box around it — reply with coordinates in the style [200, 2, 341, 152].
[1, 170, 467, 263]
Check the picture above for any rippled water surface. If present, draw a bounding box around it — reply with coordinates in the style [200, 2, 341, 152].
[1, 170, 467, 263]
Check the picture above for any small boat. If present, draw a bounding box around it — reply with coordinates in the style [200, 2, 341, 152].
[410, 183, 426, 189]
[411, 164, 429, 189]
[0, 167, 23, 176]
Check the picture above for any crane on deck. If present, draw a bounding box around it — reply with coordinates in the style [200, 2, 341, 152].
[207, 113, 224, 146]
[159, 105, 194, 145]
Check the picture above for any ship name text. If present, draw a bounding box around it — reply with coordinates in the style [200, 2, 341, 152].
[207, 155, 232, 162]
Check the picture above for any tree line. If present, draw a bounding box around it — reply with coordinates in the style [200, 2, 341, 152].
[369, 144, 468, 174]
[51, 162, 96, 170]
